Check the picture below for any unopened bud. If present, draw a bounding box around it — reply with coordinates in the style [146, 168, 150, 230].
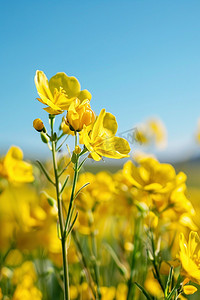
[66, 99, 95, 132]
[33, 118, 45, 132]
[40, 132, 49, 144]
[47, 196, 56, 207]
[74, 145, 81, 154]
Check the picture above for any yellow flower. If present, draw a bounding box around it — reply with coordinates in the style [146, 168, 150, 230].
[135, 118, 167, 148]
[70, 285, 78, 299]
[179, 231, 200, 284]
[101, 286, 116, 300]
[123, 157, 177, 193]
[66, 98, 95, 131]
[116, 283, 128, 300]
[0, 146, 34, 183]
[81, 109, 130, 161]
[12, 261, 37, 285]
[147, 118, 167, 149]
[144, 271, 163, 298]
[34, 70, 91, 114]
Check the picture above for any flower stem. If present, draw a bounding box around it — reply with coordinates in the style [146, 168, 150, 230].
[64, 133, 79, 235]
[126, 217, 142, 300]
[150, 232, 165, 294]
[49, 115, 70, 300]
[88, 211, 101, 300]
[72, 230, 96, 298]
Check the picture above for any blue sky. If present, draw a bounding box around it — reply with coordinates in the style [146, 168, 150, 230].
[1, 0, 200, 161]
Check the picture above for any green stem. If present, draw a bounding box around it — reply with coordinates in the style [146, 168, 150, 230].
[150, 232, 165, 294]
[72, 230, 96, 298]
[49, 115, 70, 300]
[64, 133, 79, 236]
[88, 212, 101, 300]
[126, 217, 142, 300]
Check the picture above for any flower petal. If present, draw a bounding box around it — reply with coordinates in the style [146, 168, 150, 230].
[49, 72, 81, 98]
[103, 112, 118, 136]
[183, 285, 197, 295]
[34, 71, 54, 102]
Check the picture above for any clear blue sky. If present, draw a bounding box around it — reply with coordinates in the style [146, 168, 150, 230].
[1, 0, 200, 160]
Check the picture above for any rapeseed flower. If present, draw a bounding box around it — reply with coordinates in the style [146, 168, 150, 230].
[135, 118, 167, 148]
[35, 70, 91, 114]
[179, 231, 200, 285]
[66, 98, 95, 131]
[82, 109, 130, 161]
[123, 157, 177, 193]
[0, 146, 34, 183]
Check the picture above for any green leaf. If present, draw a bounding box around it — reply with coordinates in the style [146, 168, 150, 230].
[165, 266, 174, 298]
[166, 275, 182, 300]
[58, 161, 71, 178]
[134, 282, 153, 300]
[36, 160, 55, 185]
[66, 212, 78, 237]
[59, 176, 69, 195]
[78, 157, 88, 171]
[56, 135, 69, 152]
[104, 243, 128, 279]
[73, 183, 90, 200]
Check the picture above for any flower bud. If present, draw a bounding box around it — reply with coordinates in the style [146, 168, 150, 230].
[33, 118, 45, 132]
[40, 132, 49, 144]
[74, 145, 81, 154]
[66, 99, 95, 132]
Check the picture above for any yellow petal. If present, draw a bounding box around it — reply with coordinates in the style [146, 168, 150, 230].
[123, 161, 143, 188]
[188, 231, 200, 257]
[82, 127, 101, 161]
[144, 183, 163, 191]
[91, 109, 106, 141]
[95, 136, 130, 159]
[34, 70, 54, 102]
[38, 92, 63, 112]
[183, 285, 197, 295]
[49, 72, 81, 98]
[78, 89, 92, 101]
[103, 112, 118, 135]
[43, 107, 63, 115]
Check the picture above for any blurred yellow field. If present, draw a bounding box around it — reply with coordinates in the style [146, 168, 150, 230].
[1, 70, 200, 300]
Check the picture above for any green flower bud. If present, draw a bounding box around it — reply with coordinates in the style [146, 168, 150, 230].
[40, 132, 49, 144]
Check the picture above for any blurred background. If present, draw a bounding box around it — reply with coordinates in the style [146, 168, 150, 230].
[1, 0, 200, 166]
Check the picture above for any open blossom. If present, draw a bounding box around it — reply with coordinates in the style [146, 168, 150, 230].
[0, 146, 34, 183]
[81, 109, 130, 161]
[34, 70, 91, 115]
[122, 156, 196, 230]
[66, 98, 95, 131]
[123, 157, 179, 193]
[12, 261, 42, 300]
[179, 231, 200, 285]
